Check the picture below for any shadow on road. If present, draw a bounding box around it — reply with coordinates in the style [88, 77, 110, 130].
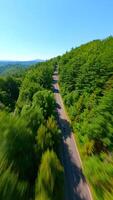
[53, 88, 59, 93]
[57, 117, 87, 200]
[53, 70, 90, 200]
[52, 79, 58, 84]
[56, 103, 61, 109]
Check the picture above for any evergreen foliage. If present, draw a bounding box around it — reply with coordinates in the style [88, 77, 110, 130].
[0, 60, 63, 200]
[58, 36, 113, 199]
[35, 150, 64, 200]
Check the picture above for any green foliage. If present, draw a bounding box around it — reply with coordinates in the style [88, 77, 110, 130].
[0, 111, 37, 199]
[81, 89, 113, 151]
[15, 81, 42, 114]
[33, 90, 55, 119]
[0, 167, 29, 200]
[58, 36, 113, 199]
[21, 104, 44, 134]
[36, 116, 61, 155]
[15, 62, 53, 114]
[35, 150, 64, 200]
[0, 76, 20, 111]
[0, 59, 63, 200]
[59, 37, 113, 95]
[1, 66, 26, 77]
[0, 112, 36, 182]
[84, 156, 113, 200]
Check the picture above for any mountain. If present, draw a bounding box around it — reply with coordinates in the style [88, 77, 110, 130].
[0, 59, 44, 74]
[0, 59, 43, 66]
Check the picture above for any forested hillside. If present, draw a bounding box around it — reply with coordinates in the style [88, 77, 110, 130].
[0, 60, 42, 74]
[58, 36, 113, 200]
[0, 61, 64, 200]
[0, 36, 113, 200]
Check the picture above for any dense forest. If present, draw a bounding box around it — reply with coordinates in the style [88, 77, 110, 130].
[57, 36, 113, 200]
[0, 61, 64, 200]
[0, 36, 113, 200]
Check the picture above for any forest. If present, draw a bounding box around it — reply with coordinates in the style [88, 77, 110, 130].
[57, 36, 113, 200]
[0, 61, 64, 200]
[0, 36, 113, 200]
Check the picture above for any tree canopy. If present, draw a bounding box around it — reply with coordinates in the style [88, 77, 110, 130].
[58, 36, 113, 199]
[0, 60, 63, 200]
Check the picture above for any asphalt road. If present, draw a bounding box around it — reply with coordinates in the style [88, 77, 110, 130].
[53, 70, 93, 200]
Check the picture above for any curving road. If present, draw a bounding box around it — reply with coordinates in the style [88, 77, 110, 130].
[53, 70, 93, 200]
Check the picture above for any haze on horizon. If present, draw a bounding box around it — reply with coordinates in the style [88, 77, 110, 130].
[0, 0, 113, 61]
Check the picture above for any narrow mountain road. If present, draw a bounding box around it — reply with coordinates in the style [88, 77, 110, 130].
[53, 70, 93, 200]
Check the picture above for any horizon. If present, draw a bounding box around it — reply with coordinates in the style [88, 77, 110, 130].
[0, 58, 44, 62]
[0, 37, 101, 62]
[0, 35, 112, 62]
[0, 0, 113, 60]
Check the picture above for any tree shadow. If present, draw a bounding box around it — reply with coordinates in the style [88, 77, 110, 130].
[56, 103, 61, 109]
[53, 88, 59, 93]
[57, 116, 88, 200]
[53, 70, 90, 199]
[52, 79, 58, 84]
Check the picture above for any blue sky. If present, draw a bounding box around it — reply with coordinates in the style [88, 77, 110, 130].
[0, 0, 113, 60]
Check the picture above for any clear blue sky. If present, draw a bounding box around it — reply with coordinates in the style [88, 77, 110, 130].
[0, 0, 113, 60]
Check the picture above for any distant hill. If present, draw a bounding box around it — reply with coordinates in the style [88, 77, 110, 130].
[0, 59, 43, 66]
[0, 59, 44, 74]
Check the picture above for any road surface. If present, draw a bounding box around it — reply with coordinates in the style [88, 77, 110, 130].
[53, 70, 93, 200]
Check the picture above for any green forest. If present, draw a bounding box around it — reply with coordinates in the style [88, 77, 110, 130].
[0, 61, 64, 200]
[0, 36, 113, 200]
[58, 36, 113, 200]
